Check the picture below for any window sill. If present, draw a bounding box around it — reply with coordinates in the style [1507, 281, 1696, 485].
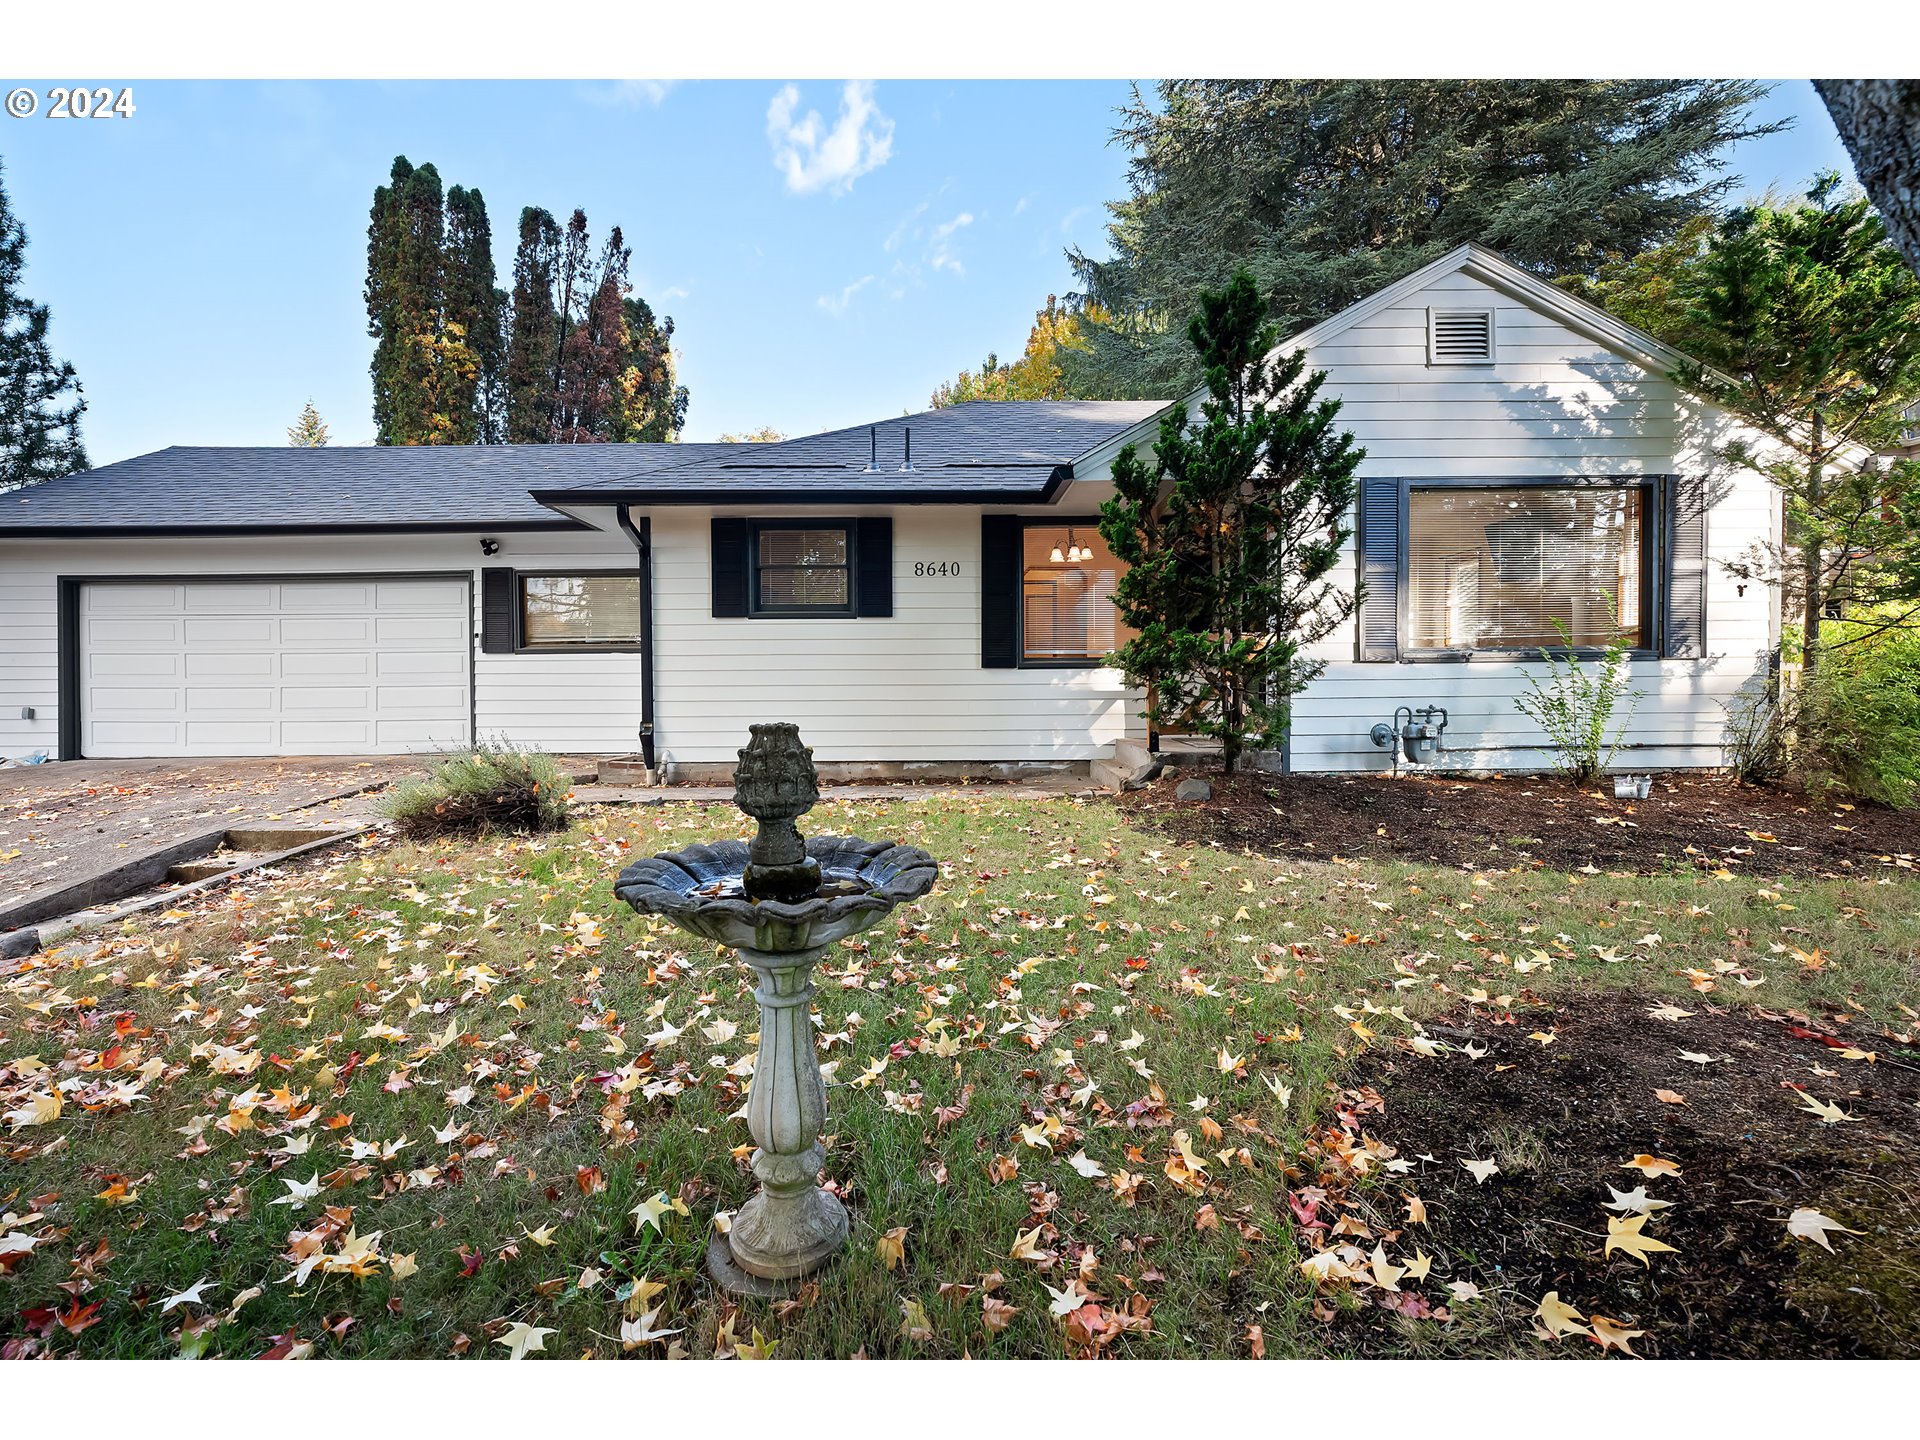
[514, 643, 645, 655]
[1399, 646, 1657, 663]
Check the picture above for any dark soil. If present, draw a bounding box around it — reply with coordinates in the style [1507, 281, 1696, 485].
[1118, 769, 1920, 878]
[1341, 990, 1920, 1358]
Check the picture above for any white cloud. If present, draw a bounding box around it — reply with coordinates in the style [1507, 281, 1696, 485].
[932, 211, 973, 241]
[818, 274, 876, 315]
[767, 81, 894, 196]
[582, 80, 677, 108]
[930, 211, 974, 276]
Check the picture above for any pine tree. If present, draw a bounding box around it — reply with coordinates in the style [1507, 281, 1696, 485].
[504, 207, 560, 442]
[1098, 272, 1364, 773]
[0, 161, 88, 490]
[1661, 178, 1920, 676]
[1069, 80, 1776, 396]
[287, 401, 330, 447]
[444, 185, 504, 442]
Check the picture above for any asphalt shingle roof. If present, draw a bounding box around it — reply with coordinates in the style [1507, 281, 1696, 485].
[0, 401, 1170, 534]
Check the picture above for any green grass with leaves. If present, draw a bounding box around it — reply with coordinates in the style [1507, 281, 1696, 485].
[3, 792, 1915, 1358]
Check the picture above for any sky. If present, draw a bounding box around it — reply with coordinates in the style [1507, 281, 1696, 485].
[0, 78, 1860, 466]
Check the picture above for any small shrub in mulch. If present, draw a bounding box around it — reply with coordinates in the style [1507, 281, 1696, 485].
[1117, 769, 1920, 877]
[380, 745, 572, 838]
[1336, 991, 1920, 1359]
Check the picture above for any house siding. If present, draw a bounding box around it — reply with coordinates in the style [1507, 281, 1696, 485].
[1079, 268, 1780, 775]
[0, 511, 1142, 764]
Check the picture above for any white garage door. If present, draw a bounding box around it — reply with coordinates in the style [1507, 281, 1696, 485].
[79, 577, 472, 758]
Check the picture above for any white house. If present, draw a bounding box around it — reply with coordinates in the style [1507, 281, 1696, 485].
[0, 245, 1781, 778]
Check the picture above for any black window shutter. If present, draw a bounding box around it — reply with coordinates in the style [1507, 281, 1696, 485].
[1357, 478, 1401, 661]
[1664, 475, 1708, 658]
[480, 567, 516, 653]
[711, 518, 750, 617]
[855, 517, 893, 617]
[980, 514, 1020, 668]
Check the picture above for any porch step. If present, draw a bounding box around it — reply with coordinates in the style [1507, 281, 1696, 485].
[167, 857, 244, 884]
[221, 825, 348, 852]
[1094, 738, 1164, 793]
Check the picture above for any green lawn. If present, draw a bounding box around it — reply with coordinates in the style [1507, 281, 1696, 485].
[3, 791, 1914, 1358]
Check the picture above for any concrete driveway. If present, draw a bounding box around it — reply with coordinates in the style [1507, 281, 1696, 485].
[0, 756, 413, 931]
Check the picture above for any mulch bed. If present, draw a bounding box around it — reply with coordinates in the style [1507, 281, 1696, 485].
[1117, 769, 1920, 877]
[1339, 991, 1920, 1358]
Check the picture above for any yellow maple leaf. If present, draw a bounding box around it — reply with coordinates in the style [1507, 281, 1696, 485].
[875, 1226, 908, 1271]
[1534, 1291, 1591, 1340]
[1621, 1154, 1682, 1179]
[1589, 1315, 1646, 1355]
[1603, 1214, 1678, 1267]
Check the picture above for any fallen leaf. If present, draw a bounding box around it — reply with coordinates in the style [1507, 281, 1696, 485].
[1461, 1157, 1499, 1184]
[1589, 1314, 1645, 1355]
[1603, 1214, 1679, 1268]
[494, 1321, 555, 1360]
[1534, 1291, 1590, 1340]
[875, 1226, 908, 1271]
[1786, 1208, 1862, 1253]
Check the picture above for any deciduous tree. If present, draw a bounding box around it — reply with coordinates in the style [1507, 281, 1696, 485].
[930, 296, 1103, 407]
[1099, 272, 1364, 772]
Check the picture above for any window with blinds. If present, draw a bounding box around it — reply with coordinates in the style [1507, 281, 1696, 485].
[1406, 487, 1647, 651]
[520, 574, 643, 647]
[1021, 525, 1134, 662]
[753, 524, 851, 613]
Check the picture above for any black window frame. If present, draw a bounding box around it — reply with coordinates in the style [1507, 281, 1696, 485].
[1397, 477, 1661, 663]
[515, 568, 646, 654]
[747, 519, 856, 619]
[1014, 515, 1127, 669]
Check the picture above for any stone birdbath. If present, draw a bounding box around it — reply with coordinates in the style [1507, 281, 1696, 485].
[613, 723, 937, 1293]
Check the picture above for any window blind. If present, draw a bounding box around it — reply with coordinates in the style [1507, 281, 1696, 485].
[1406, 487, 1644, 651]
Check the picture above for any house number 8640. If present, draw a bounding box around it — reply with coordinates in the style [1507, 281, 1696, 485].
[913, 561, 960, 577]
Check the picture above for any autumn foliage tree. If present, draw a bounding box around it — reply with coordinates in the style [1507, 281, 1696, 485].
[931, 295, 1112, 408]
[1099, 272, 1363, 772]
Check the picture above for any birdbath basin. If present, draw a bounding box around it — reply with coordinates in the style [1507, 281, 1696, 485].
[614, 723, 937, 1293]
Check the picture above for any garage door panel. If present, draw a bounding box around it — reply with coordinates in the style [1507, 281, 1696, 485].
[184, 652, 276, 679]
[89, 685, 179, 713]
[79, 576, 470, 758]
[185, 687, 276, 713]
[185, 617, 275, 644]
[377, 718, 470, 746]
[87, 585, 181, 612]
[89, 618, 179, 644]
[89, 653, 180, 678]
[91, 720, 184, 745]
[377, 615, 466, 644]
[378, 649, 462, 677]
[377, 579, 467, 611]
[184, 584, 273, 612]
[284, 652, 373, 678]
[185, 721, 277, 747]
[281, 583, 377, 612]
[282, 616, 373, 644]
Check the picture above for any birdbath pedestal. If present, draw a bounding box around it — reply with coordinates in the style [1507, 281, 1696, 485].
[613, 723, 937, 1294]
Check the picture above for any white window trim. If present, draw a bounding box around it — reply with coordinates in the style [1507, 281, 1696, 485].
[1426, 306, 1497, 366]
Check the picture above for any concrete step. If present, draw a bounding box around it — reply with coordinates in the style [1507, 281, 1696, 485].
[1113, 737, 1153, 769]
[221, 825, 348, 852]
[167, 857, 244, 884]
[1090, 757, 1130, 793]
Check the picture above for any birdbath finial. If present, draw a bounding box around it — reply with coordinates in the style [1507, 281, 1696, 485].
[734, 721, 823, 902]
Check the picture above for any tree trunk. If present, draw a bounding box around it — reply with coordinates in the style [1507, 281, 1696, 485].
[1801, 414, 1827, 677]
[1816, 81, 1920, 279]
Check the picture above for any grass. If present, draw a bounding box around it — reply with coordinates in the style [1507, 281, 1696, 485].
[3, 791, 1916, 1359]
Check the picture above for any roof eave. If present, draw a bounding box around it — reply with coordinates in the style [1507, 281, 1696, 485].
[0, 517, 590, 539]
[526, 469, 1071, 508]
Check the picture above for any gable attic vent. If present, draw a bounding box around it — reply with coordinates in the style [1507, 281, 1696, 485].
[1427, 307, 1496, 365]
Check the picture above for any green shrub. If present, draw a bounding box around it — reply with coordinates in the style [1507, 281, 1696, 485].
[1721, 674, 1791, 784]
[381, 740, 573, 838]
[1513, 623, 1638, 785]
[1796, 622, 1920, 808]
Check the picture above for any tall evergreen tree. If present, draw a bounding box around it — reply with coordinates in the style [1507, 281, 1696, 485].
[366, 157, 472, 444]
[1098, 272, 1364, 772]
[504, 207, 687, 442]
[505, 207, 560, 443]
[1068, 80, 1777, 396]
[0, 162, 88, 490]
[444, 185, 505, 443]
[287, 401, 330, 447]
